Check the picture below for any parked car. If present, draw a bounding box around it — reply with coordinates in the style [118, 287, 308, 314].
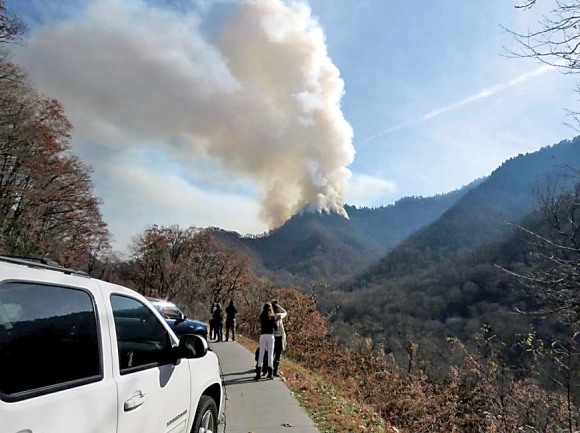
[0, 256, 223, 433]
[146, 297, 208, 340]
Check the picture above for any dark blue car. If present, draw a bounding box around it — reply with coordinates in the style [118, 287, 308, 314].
[146, 297, 208, 340]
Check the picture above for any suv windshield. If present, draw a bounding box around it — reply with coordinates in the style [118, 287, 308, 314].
[150, 301, 183, 320]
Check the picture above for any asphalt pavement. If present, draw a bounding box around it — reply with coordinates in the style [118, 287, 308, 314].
[211, 340, 320, 433]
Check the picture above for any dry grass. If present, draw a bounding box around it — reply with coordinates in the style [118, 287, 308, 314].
[236, 334, 393, 433]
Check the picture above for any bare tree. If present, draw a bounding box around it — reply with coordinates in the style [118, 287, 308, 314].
[507, 1, 580, 71]
[508, 1, 580, 125]
[0, 57, 110, 267]
[0, 1, 110, 268]
[0, 0, 25, 45]
[130, 225, 257, 317]
[502, 170, 580, 325]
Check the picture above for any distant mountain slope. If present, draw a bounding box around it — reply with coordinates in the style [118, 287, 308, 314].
[213, 180, 481, 284]
[323, 209, 557, 367]
[344, 138, 580, 290]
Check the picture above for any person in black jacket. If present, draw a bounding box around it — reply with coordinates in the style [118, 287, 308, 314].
[209, 301, 218, 340]
[225, 300, 237, 342]
[254, 303, 277, 381]
[212, 303, 224, 342]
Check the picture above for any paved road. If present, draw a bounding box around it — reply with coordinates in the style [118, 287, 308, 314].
[211, 341, 319, 433]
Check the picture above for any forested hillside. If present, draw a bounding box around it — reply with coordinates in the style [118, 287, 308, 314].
[324, 139, 580, 373]
[325, 217, 542, 365]
[214, 181, 482, 285]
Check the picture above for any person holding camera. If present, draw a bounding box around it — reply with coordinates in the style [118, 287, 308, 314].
[272, 300, 287, 377]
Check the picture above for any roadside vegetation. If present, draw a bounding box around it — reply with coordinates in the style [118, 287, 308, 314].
[237, 334, 389, 433]
[237, 289, 578, 432]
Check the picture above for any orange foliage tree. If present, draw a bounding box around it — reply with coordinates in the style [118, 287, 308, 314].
[0, 34, 109, 268]
[270, 288, 326, 344]
[237, 287, 327, 346]
[130, 225, 257, 319]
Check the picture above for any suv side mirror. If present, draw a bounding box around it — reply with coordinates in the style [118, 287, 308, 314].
[174, 313, 186, 324]
[176, 334, 207, 360]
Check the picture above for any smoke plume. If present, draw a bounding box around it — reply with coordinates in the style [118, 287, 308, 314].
[15, 0, 355, 228]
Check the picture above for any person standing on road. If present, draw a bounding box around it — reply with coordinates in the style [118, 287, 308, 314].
[272, 300, 287, 377]
[225, 300, 238, 342]
[254, 303, 277, 381]
[212, 302, 224, 342]
[209, 301, 218, 340]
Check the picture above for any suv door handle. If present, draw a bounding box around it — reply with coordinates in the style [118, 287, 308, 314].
[124, 391, 148, 412]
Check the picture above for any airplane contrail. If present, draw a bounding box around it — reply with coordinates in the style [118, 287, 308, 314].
[361, 64, 555, 144]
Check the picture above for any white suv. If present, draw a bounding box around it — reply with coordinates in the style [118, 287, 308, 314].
[0, 256, 223, 433]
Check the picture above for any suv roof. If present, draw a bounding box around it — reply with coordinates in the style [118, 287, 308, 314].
[0, 255, 90, 277]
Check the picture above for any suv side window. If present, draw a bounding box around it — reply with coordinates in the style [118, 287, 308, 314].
[110, 295, 173, 374]
[0, 282, 101, 401]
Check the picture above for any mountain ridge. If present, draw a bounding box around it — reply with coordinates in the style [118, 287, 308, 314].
[211, 179, 483, 285]
[341, 138, 580, 291]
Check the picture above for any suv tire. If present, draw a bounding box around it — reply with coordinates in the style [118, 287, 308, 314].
[192, 395, 218, 433]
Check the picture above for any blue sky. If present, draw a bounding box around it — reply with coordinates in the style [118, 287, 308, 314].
[310, 0, 576, 194]
[7, 0, 578, 248]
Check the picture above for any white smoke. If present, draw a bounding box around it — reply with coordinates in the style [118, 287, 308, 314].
[15, 0, 355, 228]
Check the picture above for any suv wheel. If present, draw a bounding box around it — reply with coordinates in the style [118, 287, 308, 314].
[192, 395, 218, 433]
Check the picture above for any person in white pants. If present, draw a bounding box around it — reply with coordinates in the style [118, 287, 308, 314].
[254, 303, 277, 381]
